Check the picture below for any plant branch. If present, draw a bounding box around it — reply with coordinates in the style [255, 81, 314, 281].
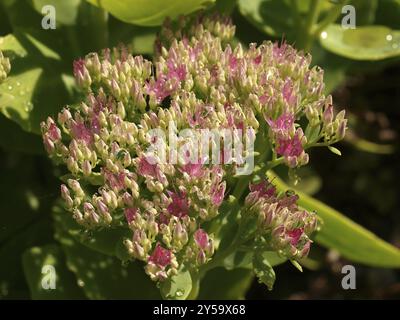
[313, 0, 351, 36]
[297, 0, 321, 51]
[289, 0, 302, 27]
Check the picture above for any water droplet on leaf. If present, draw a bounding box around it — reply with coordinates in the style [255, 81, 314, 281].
[77, 279, 85, 287]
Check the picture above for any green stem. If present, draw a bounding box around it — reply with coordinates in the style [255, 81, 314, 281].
[266, 157, 284, 170]
[232, 125, 270, 200]
[89, 7, 109, 50]
[199, 226, 243, 277]
[297, 0, 321, 52]
[306, 141, 333, 148]
[289, 0, 302, 27]
[232, 161, 267, 200]
[67, 29, 82, 58]
[187, 273, 200, 300]
[313, 0, 351, 37]
[199, 213, 254, 278]
[254, 157, 284, 177]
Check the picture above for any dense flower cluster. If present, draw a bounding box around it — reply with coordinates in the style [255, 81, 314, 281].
[0, 51, 11, 83]
[41, 14, 346, 283]
[245, 180, 318, 259]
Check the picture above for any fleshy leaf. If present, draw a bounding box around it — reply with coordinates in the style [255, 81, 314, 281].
[32, 0, 82, 26]
[198, 267, 253, 299]
[0, 34, 72, 134]
[319, 24, 400, 61]
[53, 204, 130, 257]
[86, 0, 216, 26]
[328, 146, 342, 156]
[237, 0, 335, 40]
[22, 245, 86, 299]
[267, 171, 400, 268]
[54, 219, 160, 299]
[160, 268, 193, 300]
[253, 251, 276, 290]
[237, 0, 294, 38]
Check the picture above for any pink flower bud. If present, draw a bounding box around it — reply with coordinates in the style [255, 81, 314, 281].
[60, 184, 70, 200]
[286, 228, 304, 246]
[323, 104, 334, 124]
[211, 182, 225, 207]
[148, 243, 171, 267]
[194, 229, 209, 250]
[167, 191, 189, 218]
[124, 207, 137, 224]
[43, 136, 55, 154]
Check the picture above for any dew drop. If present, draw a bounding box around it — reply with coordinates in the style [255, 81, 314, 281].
[16, 81, 21, 87]
[175, 290, 184, 297]
[77, 279, 85, 287]
[7, 85, 12, 90]
[25, 102, 33, 112]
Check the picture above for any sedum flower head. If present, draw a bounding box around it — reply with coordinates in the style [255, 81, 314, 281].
[245, 180, 318, 259]
[41, 14, 346, 284]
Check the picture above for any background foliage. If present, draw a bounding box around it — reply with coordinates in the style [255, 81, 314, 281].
[1, 0, 400, 299]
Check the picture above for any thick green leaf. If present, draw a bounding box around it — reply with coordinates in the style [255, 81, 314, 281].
[319, 24, 400, 61]
[253, 251, 275, 290]
[283, 166, 322, 196]
[262, 251, 287, 266]
[223, 250, 286, 270]
[160, 268, 192, 300]
[32, 0, 82, 26]
[22, 244, 86, 299]
[0, 33, 72, 133]
[267, 171, 400, 268]
[311, 43, 352, 94]
[238, 0, 294, 38]
[237, 0, 335, 41]
[108, 17, 158, 55]
[224, 251, 253, 270]
[0, 220, 53, 299]
[198, 267, 253, 299]
[86, 0, 215, 26]
[0, 66, 42, 131]
[328, 146, 342, 156]
[54, 220, 160, 299]
[0, 0, 103, 133]
[53, 204, 130, 257]
[214, 0, 237, 14]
